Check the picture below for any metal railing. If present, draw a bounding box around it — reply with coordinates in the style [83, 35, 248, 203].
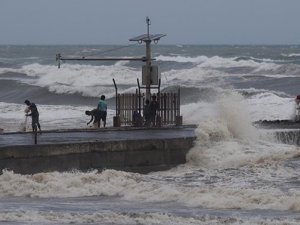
[115, 90, 181, 126]
[116, 91, 144, 126]
[157, 90, 180, 125]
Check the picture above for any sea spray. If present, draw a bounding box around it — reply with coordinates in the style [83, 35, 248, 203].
[216, 92, 258, 141]
[184, 91, 299, 169]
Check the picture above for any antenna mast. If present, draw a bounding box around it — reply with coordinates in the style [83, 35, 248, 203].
[129, 17, 165, 100]
[56, 17, 166, 101]
[147, 16, 150, 37]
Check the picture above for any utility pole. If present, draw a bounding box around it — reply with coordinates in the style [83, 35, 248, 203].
[145, 17, 152, 100]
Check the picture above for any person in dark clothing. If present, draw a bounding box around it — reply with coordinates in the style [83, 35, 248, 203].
[24, 99, 41, 132]
[85, 109, 101, 128]
[143, 99, 151, 126]
[149, 95, 159, 126]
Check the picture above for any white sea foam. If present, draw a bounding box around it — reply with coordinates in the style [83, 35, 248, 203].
[1, 157, 300, 212]
[245, 91, 295, 121]
[182, 91, 258, 138]
[186, 123, 298, 169]
[0, 62, 228, 98]
[159, 55, 298, 84]
[177, 89, 300, 179]
[261, 74, 298, 78]
[244, 56, 287, 63]
[282, 53, 300, 57]
[0, 63, 140, 98]
[181, 91, 297, 169]
[156, 55, 208, 63]
[156, 54, 284, 73]
[1, 210, 298, 225]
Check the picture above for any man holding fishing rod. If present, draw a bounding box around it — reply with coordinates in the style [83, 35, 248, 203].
[24, 99, 42, 132]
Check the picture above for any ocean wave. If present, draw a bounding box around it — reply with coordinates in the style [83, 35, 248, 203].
[0, 80, 102, 106]
[156, 55, 208, 63]
[1, 210, 299, 225]
[0, 63, 139, 98]
[1, 54, 300, 100]
[0, 62, 228, 99]
[238, 88, 291, 98]
[156, 54, 300, 75]
[1, 160, 300, 212]
[282, 53, 300, 58]
[156, 54, 288, 64]
[237, 88, 297, 121]
[235, 56, 288, 63]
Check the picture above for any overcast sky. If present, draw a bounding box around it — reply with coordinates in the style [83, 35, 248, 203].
[1, 0, 300, 45]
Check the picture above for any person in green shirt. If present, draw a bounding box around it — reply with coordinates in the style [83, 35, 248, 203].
[97, 95, 107, 127]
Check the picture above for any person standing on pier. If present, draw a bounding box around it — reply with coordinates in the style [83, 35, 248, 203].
[97, 95, 107, 127]
[143, 99, 151, 126]
[24, 99, 41, 132]
[149, 95, 159, 126]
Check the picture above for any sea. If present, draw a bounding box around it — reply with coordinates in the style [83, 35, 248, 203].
[1, 45, 300, 224]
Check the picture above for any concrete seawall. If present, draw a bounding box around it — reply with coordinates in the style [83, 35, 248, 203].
[0, 126, 196, 174]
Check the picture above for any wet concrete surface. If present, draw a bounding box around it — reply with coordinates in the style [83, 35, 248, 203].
[0, 126, 197, 147]
[254, 120, 300, 129]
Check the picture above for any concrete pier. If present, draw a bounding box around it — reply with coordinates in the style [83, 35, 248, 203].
[0, 126, 196, 174]
[254, 120, 300, 129]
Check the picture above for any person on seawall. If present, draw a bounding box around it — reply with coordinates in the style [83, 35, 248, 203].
[143, 99, 151, 126]
[149, 95, 159, 126]
[295, 95, 300, 121]
[85, 109, 101, 128]
[97, 95, 107, 128]
[24, 99, 42, 132]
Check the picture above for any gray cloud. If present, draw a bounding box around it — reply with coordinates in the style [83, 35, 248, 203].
[0, 0, 299, 45]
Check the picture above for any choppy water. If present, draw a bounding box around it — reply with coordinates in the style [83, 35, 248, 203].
[1, 45, 300, 224]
